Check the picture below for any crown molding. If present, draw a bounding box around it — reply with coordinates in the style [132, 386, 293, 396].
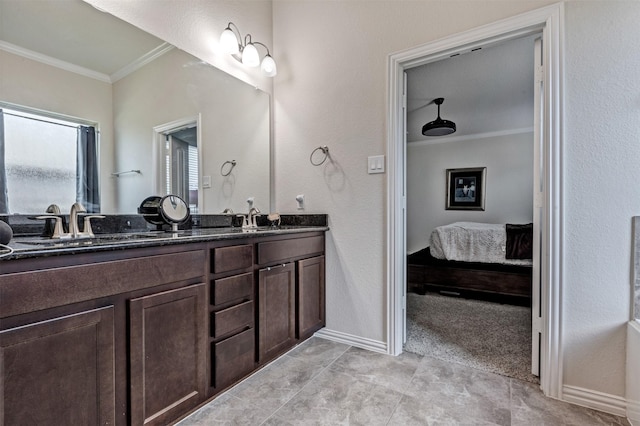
[110, 43, 173, 83]
[0, 40, 174, 84]
[0, 40, 111, 83]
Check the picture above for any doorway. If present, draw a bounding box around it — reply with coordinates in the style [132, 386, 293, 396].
[403, 34, 538, 383]
[153, 116, 202, 214]
[386, 3, 564, 399]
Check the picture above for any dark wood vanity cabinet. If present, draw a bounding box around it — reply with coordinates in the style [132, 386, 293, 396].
[129, 284, 208, 426]
[209, 244, 256, 392]
[0, 230, 326, 425]
[258, 263, 297, 362]
[297, 255, 326, 340]
[0, 246, 208, 426]
[0, 306, 116, 425]
[256, 235, 326, 363]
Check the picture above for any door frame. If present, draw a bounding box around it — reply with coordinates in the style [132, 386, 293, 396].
[386, 3, 564, 399]
[152, 115, 202, 209]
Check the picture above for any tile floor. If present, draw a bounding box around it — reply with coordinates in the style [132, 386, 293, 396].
[178, 337, 630, 425]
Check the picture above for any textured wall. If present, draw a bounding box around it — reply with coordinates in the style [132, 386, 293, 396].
[407, 133, 534, 254]
[562, 1, 640, 397]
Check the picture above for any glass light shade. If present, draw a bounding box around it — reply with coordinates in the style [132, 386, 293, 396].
[261, 55, 277, 77]
[242, 43, 260, 67]
[220, 28, 239, 54]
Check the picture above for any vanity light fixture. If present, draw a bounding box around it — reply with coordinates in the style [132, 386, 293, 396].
[422, 98, 456, 136]
[220, 22, 277, 77]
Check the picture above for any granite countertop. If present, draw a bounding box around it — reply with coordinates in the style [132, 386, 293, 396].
[0, 213, 328, 261]
[1, 225, 329, 261]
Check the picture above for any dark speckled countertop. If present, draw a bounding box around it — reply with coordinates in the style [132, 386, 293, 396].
[0, 214, 328, 261]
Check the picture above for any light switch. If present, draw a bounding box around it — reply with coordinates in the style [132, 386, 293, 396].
[202, 175, 211, 188]
[368, 155, 385, 174]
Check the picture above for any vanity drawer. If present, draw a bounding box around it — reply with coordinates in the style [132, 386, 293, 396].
[212, 328, 255, 389]
[211, 300, 254, 338]
[212, 273, 253, 306]
[257, 236, 324, 265]
[212, 244, 253, 274]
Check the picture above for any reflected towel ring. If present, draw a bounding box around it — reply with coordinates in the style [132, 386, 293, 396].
[310, 146, 329, 166]
[220, 160, 237, 176]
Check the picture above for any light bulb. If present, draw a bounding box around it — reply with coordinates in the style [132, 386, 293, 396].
[261, 55, 277, 77]
[242, 43, 260, 67]
[220, 28, 239, 54]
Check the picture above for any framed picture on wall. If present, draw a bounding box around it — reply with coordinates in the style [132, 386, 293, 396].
[446, 167, 486, 210]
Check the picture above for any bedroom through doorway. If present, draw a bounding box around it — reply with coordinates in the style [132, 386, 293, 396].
[402, 34, 539, 383]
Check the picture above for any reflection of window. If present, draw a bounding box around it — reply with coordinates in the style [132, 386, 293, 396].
[0, 107, 99, 214]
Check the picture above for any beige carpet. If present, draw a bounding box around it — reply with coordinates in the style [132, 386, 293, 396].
[404, 292, 539, 383]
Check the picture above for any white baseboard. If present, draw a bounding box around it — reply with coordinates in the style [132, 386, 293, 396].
[313, 328, 388, 354]
[628, 399, 640, 426]
[562, 385, 628, 418]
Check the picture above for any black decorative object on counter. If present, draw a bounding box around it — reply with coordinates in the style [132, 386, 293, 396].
[138, 195, 190, 231]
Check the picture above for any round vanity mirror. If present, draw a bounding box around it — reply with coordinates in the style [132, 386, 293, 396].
[160, 195, 190, 225]
[139, 195, 190, 230]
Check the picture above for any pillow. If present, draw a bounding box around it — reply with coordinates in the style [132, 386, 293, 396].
[505, 223, 533, 259]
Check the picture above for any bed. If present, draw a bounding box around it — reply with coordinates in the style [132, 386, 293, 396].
[407, 222, 533, 305]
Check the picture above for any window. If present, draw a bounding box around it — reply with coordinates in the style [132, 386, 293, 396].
[0, 106, 99, 214]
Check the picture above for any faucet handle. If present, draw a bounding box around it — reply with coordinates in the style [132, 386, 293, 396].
[33, 215, 66, 239]
[80, 215, 106, 238]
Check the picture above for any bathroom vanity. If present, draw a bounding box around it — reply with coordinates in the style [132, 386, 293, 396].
[0, 227, 326, 425]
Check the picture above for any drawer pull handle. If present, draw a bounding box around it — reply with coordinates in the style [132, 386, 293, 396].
[266, 263, 287, 271]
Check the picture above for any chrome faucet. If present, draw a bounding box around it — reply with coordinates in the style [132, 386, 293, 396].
[69, 202, 87, 238]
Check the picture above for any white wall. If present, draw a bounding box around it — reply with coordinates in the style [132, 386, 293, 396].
[406, 133, 534, 254]
[0, 49, 115, 212]
[86, 0, 640, 408]
[562, 0, 640, 400]
[628, 321, 640, 424]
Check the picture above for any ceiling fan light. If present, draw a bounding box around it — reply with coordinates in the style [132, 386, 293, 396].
[242, 43, 260, 67]
[220, 27, 239, 54]
[422, 119, 456, 136]
[422, 97, 456, 137]
[261, 54, 277, 77]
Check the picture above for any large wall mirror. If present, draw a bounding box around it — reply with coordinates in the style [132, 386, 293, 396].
[0, 0, 270, 215]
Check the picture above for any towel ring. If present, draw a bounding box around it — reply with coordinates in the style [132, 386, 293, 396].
[310, 146, 329, 166]
[220, 160, 236, 176]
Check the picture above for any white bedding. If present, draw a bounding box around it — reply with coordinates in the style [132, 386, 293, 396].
[429, 222, 532, 266]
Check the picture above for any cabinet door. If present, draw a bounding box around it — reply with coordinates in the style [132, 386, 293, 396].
[258, 263, 296, 362]
[129, 284, 207, 426]
[0, 306, 115, 426]
[298, 255, 326, 339]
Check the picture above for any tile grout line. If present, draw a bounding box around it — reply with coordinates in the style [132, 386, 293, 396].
[384, 353, 425, 425]
[258, 343, 353, 425]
